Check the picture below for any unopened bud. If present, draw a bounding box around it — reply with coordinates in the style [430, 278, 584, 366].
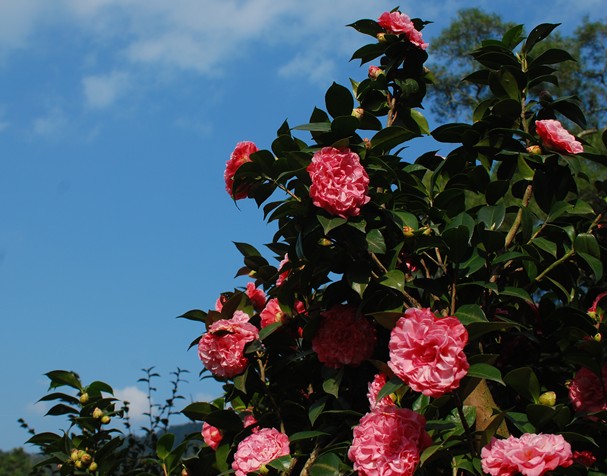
[70, 449, 79, 462]
[75, 460, 84, 469]
[181, 468, 189, 476]
[100, 415, 111, 424]
[89, 461, 98, 472]
[79, 393, 89, 404]
[92, 408, 103, 419]
[81, 453, 92, 465]
[368, 65, 383, 80]
[352, 108, 364, 120]
[363, 138, 372, 150]
[594, 333, 602, 342]
[538, 391, 556, 407]
[248, 270, 257, 277]
[526, 145, 542, 155]
[403, 226, 414, 238]
[318, 238, 333, 246]
[421, 226, 432, 236]
[376, 32, 387, 43]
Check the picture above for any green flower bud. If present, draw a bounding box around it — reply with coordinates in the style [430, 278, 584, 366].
[92, 407, 104, 419]
[89, 461, 98, 472]
[101, 415, 111, 424]
[79, 392, 89, 404]
[538, 391, 556, 407]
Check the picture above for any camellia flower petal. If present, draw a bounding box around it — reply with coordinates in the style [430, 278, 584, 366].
[201, 422, 222, 450]
[481, 433, 573, 476]
[224, 141, 258, 199]
[388, 308, 469, 397]
[569, 364, 607, 414]
[232, 427, 290, 476]
[377, 11, 428, 50]
[307, 147, 370, 218]
[348, 406, 432, 476]
[535, 119, 583, 154]
[367, 373, 394, 410]
[197, 311, 259, 378]
[260, 298, 285, 328]
[312, 304, 376, 368]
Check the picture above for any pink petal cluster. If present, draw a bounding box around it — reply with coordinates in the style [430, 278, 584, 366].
[307, 147, 370, 218]
[367, 373, 395, 410]
[201, 422, 222, 450]
[312, 304, 376, 368]
[569, 364, 607, 414]
[348, 406, 431, 476]
[388, 308, 469, 397]
[276, 254, 290, 286]
[481, 434, 572, 476]
[535, 119, 583, 154]
[197, 311, 259, 378]
[224, 141, 258, 199]
[260, 298, 286, 328]
[232, 427, 290, 476]
[377, 11, 428, 50]
[245, 282, 266, 311]
[368, 65, 383, 80]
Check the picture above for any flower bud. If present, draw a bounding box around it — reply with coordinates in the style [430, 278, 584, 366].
[181, 468, 189, 476]
[81, 453, 92, 465]
[89, 461, 98, 472]
[101, 415, 111, 424]
[92, 407, 104, 419]
[526, 145, 542, 155]
[376, 32, 387, 43]
[75, 460, 84, 469]
[317, 238, 333, 246]
[402, 226, 414, 237]
[594, 333, 602, 342]
[352, 108, 364, 120]
[538, 391, 556, 407]
[368, 65, 383, 80]
[79, 392, 89, 404]
[70, 449, 79, 462]
[363, 138, 371, 150]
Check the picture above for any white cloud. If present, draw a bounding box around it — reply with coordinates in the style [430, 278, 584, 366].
[32, 107, 68, 137]
[114, 386, 149, 422]
[83, 71, 130, 109]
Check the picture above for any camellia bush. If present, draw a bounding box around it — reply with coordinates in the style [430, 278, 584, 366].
[28, 6, 607, 476]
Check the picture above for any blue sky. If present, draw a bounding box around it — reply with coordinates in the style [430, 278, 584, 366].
[0, 0, 602, 451]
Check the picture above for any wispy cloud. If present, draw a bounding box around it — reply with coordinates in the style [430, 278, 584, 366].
[83, 71, 130, 109]
[114, 386, 149, 422]
[32, 107, 68, 137]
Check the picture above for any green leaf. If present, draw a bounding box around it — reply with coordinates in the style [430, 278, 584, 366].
[322, 368, 343, 398]
[574, 233, 601, 258]
[467, 322, 519, 341]
[410, 109, 430, 135]
[259, 322, 283, 340]
[366, 229, 386, 254]
[233, 241, 261, 258]
[431, 123, 472, 143]
[467, 363, 504, 385]
[348, 19, 383, 37]
[267, 455, 294, 471]
[317, 215, 346, 234]
[181, 402, 216, 421]
[504, 367, 540, 403]
[45, 370, 82, 391]
[308, 398, 327, 426]
[293, 122, 332, 132]
[371, 126, 417, 152]
[577, 252, 603, 282]
[309, 453, 342, 476]
[379, 269, 405, 293]
[500, 286, 532, 302]
[156, 433, 175, 460]
[531, 48, 575, 66]
[377, 378, 404, 402]
[532, 237, 557, 257]
[477, 204, 506, 230]
[289, 431, 329, 442]
[325, 82, 354, 118]
[455, 304, 488, 324]
[523, 23, 560, 54]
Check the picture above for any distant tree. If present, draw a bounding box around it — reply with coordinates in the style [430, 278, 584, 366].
[0, 448, 33, 476]
[428, 8, 607, 131]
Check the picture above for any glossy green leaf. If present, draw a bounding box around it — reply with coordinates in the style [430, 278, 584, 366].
[366, 229, 386, 254]
[523, 23, 560, 54]
[371, 126, 417, 152]
[289, 431, 329, 442]
[467, 363, 504, 385]
[504, 367, 540, 403]
[379, 270, 405, 293]
[45, 370, 82, 391]
[455, 304, 488, 324]
[156, 433, 175, 460]
[309, 453, 342, 476]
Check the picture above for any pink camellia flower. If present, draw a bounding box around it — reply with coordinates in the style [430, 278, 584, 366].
[388, 308, 469, 397]
[312, 304, 376, 368]
[224, 141, 258, 200]
[569, 364, 607, 414]
[377, 11, 428, 50]
[215, 294, 228, 312]
[535, 119, 583, 154]
[276, 254, 290, 286]
[201, 422, 222, 450]
[260, 298, 286, 328]
[367, 373, 395, 410]
[481, 433, 573, 476]
[348, 406, 432, 476]
[197, 311, 259, 379]
[245, 282, 266, 312]
[307, 147, 370, 218]
[232, 427, 290, 476]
